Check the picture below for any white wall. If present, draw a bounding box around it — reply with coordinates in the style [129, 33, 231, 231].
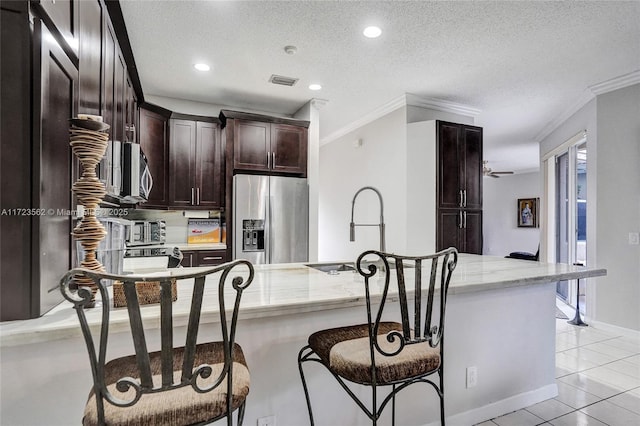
[540, 84, 640, 332]
[594, 84, 640, 331]
[319, 107, 407, 261]
[319, 105, 477, 261]
[483, 172, 541, 256]
[406, 121, 437, 255]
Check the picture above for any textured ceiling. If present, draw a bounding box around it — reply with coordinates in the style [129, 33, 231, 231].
[119, 0, 640, 173]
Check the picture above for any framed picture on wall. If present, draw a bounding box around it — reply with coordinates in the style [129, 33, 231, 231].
[517, 198, 539, 228]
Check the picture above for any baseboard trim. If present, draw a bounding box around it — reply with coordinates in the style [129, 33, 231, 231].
[423, 384, 558, 426]
[589, 320, 640, 339]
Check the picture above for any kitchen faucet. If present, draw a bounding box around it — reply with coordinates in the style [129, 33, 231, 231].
[350, 186, 386, 252]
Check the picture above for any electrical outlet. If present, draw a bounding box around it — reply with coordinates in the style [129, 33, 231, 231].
[466, 366, 478, 388]
[257, 415, 276, 426]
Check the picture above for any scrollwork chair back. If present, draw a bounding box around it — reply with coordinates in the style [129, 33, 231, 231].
[60, 260, 254, 426]
[298, 248, 458, 426]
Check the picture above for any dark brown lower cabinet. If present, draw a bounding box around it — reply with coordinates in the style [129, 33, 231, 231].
[437, 209, 482, 254]
[180, 250, 228, 267]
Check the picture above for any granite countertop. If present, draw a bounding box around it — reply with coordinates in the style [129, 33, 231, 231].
[0, 255, 606, 347]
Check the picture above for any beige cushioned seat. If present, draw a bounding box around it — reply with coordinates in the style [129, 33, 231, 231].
[308, 322, 440, 385]
[83, 342, 250, 426]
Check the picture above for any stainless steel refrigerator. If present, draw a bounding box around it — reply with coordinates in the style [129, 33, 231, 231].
[233, 174, 309, 264]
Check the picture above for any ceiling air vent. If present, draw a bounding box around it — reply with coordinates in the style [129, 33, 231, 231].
[269, 74, 299, 87]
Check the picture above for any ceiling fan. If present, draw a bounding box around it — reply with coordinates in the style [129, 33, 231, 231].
[483, 161, 514, 178]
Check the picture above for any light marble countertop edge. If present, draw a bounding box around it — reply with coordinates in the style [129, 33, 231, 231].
[0, 255, 607, 347]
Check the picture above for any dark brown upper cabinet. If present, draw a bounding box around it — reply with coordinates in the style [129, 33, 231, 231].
[220, 110, 309, 177]
[437, 121, 483, 210]
[77, 0, 103, 116]
[139, 105, 170, 208]
[169, 117, 223, 209]
[271, 123, 308, 175]
[37, 0, 79, 57]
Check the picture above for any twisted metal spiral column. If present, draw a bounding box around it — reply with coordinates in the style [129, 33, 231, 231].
[69, 116, 110, 307]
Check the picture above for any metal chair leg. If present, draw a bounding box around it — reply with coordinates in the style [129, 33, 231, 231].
[298, 346, 316, 426]
[439, 367, 446, 426]
[391, 384, 396, 426]
[237, 401, 246, 426]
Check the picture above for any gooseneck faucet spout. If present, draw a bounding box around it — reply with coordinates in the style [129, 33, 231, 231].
[350, 186, 386, 252]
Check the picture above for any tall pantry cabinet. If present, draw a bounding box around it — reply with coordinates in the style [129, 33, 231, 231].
[407, 120, 483, 255]
[436, 121, 483, 254]
[0, 0, 140, 320]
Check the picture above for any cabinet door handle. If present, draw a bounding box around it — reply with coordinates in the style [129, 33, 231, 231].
[191, 188, 195, 205]
[202, 256, 223, 261]
[189, 253, 194, 267]
[464, 211, 467, 228]
[267, 152, 271, 168]
[272, 152, 276, 168]
[196, 187, 200, 205]
[463, 190, 467, 207]
[459, 211, 463, 229]
[459, 190, 464, 207]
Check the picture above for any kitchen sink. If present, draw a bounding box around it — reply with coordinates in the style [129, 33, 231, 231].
[305, 262, 356, 273]
[305, 260, 415, 274]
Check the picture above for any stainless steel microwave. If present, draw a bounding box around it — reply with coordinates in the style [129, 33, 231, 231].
[121, 142, 152, 203]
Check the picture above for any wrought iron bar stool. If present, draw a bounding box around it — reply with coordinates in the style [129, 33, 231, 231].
[298, 248, 458, 425]
[60, 260, 254, 426]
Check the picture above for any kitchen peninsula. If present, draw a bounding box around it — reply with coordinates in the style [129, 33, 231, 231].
[0, 255, 605, 426]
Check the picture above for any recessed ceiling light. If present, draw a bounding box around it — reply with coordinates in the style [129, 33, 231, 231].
[308, 84, 322, 91]
[194, 63, 210, 71]
[363, 26, 382, 38]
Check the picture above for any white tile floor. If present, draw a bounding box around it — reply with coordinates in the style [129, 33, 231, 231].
[476, 304, 640, 426]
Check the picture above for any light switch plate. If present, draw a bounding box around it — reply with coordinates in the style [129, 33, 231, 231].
[466, 366, 478, 388]
[629, 232, 639, 245]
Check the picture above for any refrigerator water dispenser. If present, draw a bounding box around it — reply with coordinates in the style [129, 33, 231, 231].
[242, 219, 265, 252]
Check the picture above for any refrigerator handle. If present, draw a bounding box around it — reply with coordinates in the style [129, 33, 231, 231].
[268, 195, 273, 263]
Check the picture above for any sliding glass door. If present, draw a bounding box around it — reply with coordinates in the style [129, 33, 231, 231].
[555, 141, 587, 309]
[556, 152, 570, 301]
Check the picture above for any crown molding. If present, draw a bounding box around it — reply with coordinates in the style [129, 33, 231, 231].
[534, 89, 594, 143]
[405, 93, 482, 116]
[310, 98, 329, 110]
[589, 70, 640, 95]
[320, 94, 407, 145]
[320, 94, 480, 145]
[535, 70, 640, 142]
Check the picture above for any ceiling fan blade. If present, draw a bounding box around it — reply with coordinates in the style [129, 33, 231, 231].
[489, 174, 500, 178]
[493, 171, 514, 175]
